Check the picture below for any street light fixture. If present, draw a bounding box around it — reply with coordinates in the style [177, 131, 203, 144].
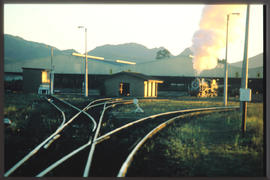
[78, 26, 88, 97]
[223, 12, 240, 106]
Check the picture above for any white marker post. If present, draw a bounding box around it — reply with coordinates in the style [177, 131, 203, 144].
[133, 98, 144, 113]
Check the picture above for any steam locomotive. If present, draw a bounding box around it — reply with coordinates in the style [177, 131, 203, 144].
[189, 78, 218, 97]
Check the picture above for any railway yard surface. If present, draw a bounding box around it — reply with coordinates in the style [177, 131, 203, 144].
[3, 93, 264, 177]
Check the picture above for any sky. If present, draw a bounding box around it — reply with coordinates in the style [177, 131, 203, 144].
[4, 4, 263, 63]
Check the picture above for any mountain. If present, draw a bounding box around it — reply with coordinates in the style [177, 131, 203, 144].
[4, 34, 166, 66]
[88, 43, 165, 62]
[4, 34, 63, 64]
[230, 53, 263, 68]
[177, 47, 193, 57]
[61, 49, 79, 55]
[4, 34, 263, 78]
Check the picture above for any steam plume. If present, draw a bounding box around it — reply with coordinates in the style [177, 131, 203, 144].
[190, 5, 245, 75]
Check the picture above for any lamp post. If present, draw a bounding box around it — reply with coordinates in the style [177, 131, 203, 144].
[78, 26, 88, 97]
[50, 47, 54, 95]
[223, 12, 240, 106]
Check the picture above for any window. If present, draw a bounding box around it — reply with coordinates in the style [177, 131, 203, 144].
[148, 81, 152, 97]
[42, 71, 50, 83]
[144, 81, 147, 97]
[144, 81, 158, 97]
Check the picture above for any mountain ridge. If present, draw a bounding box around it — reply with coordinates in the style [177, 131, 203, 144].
[4, 34, 263, 78]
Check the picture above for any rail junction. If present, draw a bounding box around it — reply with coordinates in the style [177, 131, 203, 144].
[4, 95, 239, 177]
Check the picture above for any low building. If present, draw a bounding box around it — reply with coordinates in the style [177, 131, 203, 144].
[4, 72, 23, 82]
[22, 67, 51, 94]
[104, 71, 163, 97]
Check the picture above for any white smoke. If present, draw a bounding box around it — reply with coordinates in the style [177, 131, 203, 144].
[190, 5, 246, 75]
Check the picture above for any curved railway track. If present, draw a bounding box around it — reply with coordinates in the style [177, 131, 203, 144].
[88, 106, 239, 177]
[5, 95, 239, 177]
[4, 96, 114, 177]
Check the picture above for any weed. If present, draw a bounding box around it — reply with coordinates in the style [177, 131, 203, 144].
[128, 102, 264, 177]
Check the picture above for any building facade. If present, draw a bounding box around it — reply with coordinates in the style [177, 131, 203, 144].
[22, 68, 50, 93]
[104, 71, 163, 97]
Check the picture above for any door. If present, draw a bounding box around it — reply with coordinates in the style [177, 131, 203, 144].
[119, 82, 130, 96]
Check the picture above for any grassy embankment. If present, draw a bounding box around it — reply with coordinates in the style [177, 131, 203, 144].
[127, 102, 264, 176]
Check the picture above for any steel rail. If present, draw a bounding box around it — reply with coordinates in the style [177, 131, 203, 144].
[42, 97, 111, 148]
[117, 107, 239, 177]
[44, 97, 121, 150]
[85, 99, 132, 110]
[4, 97, 112, 177]
[83, 102, 117, 177]
[43, 97, 66, 149]
[51, 95, 97, 132]
[85, 97, 113, 110]
[36, 140, 92, 177]
[95, 106, 239, 144]
[37, 99, 127, 177]
[45, 97, 66, 127]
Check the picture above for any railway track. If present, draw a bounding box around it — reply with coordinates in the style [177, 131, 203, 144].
[88, 106, 239, 177]
[4, 96, 118, 177]
[5, 95, 239, 177]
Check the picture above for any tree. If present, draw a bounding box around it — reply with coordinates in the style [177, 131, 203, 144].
[217, 58, 226, 64]
[156, 48, 171, 60]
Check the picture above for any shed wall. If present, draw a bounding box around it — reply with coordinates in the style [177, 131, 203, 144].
[104, 74, 144, 97]
[23, 69, 42, 93]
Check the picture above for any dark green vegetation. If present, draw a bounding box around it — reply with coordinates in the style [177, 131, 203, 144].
[128, 103, 264, 176]
[156, 48, 171, 59]
[4, 93, 93, 135]
[4, 93, 93, 172]
[4, 94, 264, 176]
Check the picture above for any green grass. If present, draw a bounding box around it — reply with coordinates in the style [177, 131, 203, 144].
[4, 93, 93, 132]
[4, 93, 40, 132]
[128, 102, 264, 176]
[113, 98, 238, 116]
[4, 94, 264, 176]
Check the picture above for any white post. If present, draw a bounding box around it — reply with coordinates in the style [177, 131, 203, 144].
[85, 28, 88, 97]
[240, 4, 250, 133]
[50, 47, 54, 95]
[224, 14, 229, 106]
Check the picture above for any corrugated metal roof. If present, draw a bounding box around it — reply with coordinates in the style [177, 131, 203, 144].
[108, 71, 163, 82]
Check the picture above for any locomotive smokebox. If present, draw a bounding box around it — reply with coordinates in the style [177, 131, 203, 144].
[190, 78, 218, 97]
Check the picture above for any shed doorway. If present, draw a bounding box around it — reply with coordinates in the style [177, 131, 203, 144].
[119, 82, 130, 96]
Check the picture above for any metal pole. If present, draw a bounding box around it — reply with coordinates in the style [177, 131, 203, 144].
[224, 14, 229, 106]
[50, 47, 54, 95]
[85, 28, 88, 97]
[240, 4, 250, 133]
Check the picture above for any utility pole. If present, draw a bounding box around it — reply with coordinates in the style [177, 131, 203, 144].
[240, 4, 251, 133]
[223, 12, 240, 106]
[223, 14, 229, 106]
[78, 26, 88, 97]
[85, 28, 88, 97]
[50, 47, 54, 95]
